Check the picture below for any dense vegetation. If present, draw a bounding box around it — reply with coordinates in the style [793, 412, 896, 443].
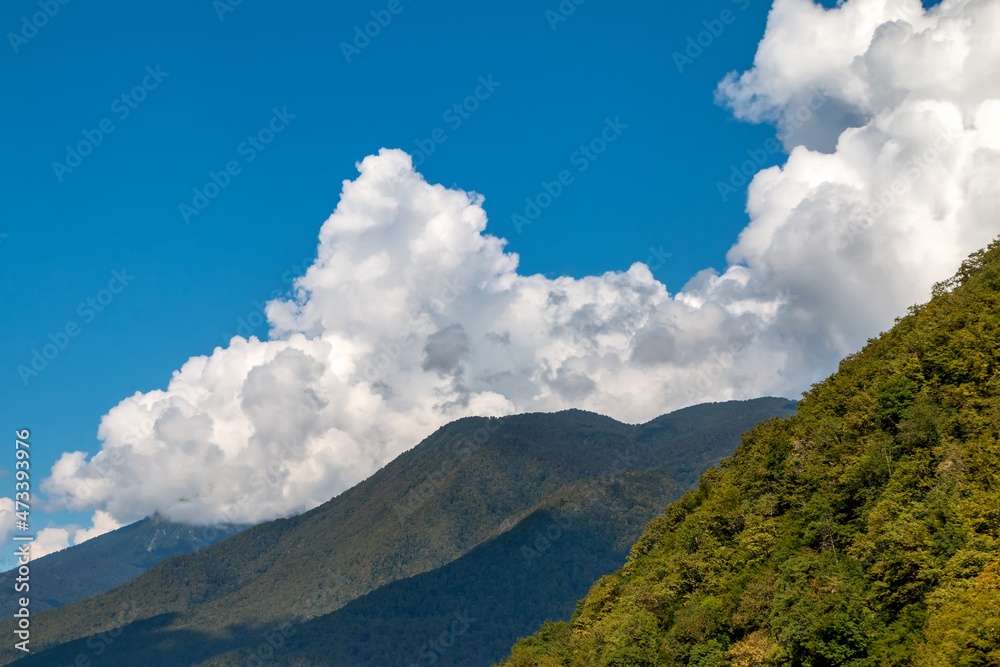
[0, 514, 243, 617]
[1, 398, 793, 665]
[498, 241, 1000, 666]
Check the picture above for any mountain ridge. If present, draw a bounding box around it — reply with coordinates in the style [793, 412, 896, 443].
[0, 399, 795, 665]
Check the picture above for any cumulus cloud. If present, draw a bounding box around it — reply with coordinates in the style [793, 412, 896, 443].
[32, 527, 71, 560]
[41, 0, 1000, 528]
[73, 510, 123, 545]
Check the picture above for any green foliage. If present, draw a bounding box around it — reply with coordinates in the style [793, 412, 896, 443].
[0, 399, 792, 666]
[497, 238, 1000, 667]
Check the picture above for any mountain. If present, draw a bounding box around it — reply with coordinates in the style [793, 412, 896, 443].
[0, 398, 794, 665]
[497, 241, 1000, 666]
[21, 471, 683, 667]
[0, 515, 244, 617]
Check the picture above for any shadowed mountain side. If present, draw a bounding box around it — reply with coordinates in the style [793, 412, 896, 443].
[3, 611, 261, 667]
[14, 472, 684, 666]
[204, 473, 683, 667]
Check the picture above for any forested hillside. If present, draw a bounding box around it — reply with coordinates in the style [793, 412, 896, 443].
[1, 399, 793, 665]
[499, 241, 1000, 666]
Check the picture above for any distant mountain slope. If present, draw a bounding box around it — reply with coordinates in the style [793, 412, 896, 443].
[20, 471, 684, 667]
[497, 242, 1000, 666]
[0, 515, 243, 617]
[1, 398, 794, 665]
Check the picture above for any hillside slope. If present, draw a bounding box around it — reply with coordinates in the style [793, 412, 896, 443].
[0, 515, 244, 617]
[499, 242, 1000, 666]
[202, 471, 682, 667]
[1, 398, 794, 665]
[17, 471, 682, 666]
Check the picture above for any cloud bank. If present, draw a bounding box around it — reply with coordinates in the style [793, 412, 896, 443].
[43, 0, 1000, 530]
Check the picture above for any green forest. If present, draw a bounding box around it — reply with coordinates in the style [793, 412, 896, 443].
[498, 240, 1000, 666]
[1, 399, 792, 665]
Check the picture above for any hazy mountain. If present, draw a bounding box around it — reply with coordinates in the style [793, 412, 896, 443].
[0, 514, 244, 617]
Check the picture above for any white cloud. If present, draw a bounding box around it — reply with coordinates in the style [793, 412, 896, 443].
[41, 0, 1000, 527]
[73, 510, 122, 545]
[32, 527, 71, 560]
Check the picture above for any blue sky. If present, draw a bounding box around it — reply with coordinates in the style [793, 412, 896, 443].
[1, 0, 781, 535]
[1, 0, 963, 553]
